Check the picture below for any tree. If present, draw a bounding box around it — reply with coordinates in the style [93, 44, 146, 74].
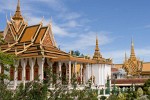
[117, 92, 126, 100]
[137, 87, 143, 98]
[143, 79, 150, 95]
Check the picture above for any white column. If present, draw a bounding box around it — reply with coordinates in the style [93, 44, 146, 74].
[21, 58, 27, 87]
[91, 64, 93, 84]
[41, 58, 45, 81]
[29, 58, 36, 81]
[80, 64, 83, 84]
[14, 66, 17, 89]
[37, 57, 45, 82]
[14, 60, 19, 89]
[58, 61, 62, 84]
[100, 64, 102, 85]
[74, 62, 77, 77]
[22, 62, 26, 86]
[104, 88, 106, 95]
[69, 61, 71, 85]
[58, 62, 62, 77]
[102, 64, 104, 85]
[87, 63, 90, 80]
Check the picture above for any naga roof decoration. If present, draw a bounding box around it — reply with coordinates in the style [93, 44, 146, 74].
[0, 0, 112, 64]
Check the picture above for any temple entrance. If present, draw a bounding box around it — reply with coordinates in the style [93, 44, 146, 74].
[52, 62, 57, 84]
[18, 62, 22, 81]
[10, 67, 14, 81]
[34, 60, 39, 80]
[62, 63, 66, 84]
[44, 59, 49, 82]
[26, 61, 30, 81]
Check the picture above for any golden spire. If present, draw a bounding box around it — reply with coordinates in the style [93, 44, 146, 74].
[130, 38, 136, 60]
[93, 35, 102, 60]
[12, 0, 23, 20]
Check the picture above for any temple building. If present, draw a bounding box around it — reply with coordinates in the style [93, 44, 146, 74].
[0, 0, 113, 90]
[122, 39, 143, 76]
[112, 39, 150, 87]
[87, 36, 112, 87]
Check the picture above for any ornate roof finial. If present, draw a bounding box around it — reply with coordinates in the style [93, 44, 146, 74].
[12, 0, 23, 20]
[93, 34, 102, 60]
[40, 16, 44, 25]
[130, 37, 136, 60]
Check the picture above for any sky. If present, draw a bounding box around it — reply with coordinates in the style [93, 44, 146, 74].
[0, 0, 150, 64]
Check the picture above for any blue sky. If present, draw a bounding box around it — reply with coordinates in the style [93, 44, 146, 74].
[0, 0, 150, 63]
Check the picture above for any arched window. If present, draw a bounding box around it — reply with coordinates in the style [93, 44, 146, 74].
[26, 61, 30, 81]
[10, 67, 14, 80]
[18, 62, 22, 81]
[34, 60, 39, 80]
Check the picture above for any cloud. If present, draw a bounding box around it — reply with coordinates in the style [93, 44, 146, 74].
[61, 20, 82, 28]
[32, 0, 67, 12]
[103, 47, 150, 64]
[60, 31, 114, 51]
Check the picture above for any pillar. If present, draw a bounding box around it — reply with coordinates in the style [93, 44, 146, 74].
[14, 66, 17, 89]
[74, 62, 77, 77]
[37, 57, 45, 82]
[21, 58, 27, 87]
[69, 61, 71, 85]
[29, 58, 36, 81]
[80, 64, 83, 84]
[58, 61, 62, 84]
[91, 64, 93, 85]
[41, 58, 45, 81]
[14, 60, 19, 89]
[87, 63, 90, 80]
[23, 64, 25, 86]
[58, 62, 62, 77]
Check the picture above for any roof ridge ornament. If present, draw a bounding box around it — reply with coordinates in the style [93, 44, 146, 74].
[40, 16, 44, 25]
[93, 34, 102, 61]
[12, 0, 23, 20]
[130, 37, 136, 60]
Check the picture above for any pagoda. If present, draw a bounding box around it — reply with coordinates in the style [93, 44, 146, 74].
[122, 39, 143, 76]
[0, 0, 113, 90]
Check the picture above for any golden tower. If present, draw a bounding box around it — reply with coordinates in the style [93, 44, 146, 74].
[12, 0, 23, 20]
[93, 35, 102, 60]
[122, 39, 143, 76]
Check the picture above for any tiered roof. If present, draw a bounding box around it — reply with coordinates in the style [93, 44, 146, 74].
[0, 0, 101, 64]
[122, 39, 143, 75]
[92, 35, 112, 64]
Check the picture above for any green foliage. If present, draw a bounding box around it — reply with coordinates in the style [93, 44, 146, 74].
[137, 87, 143, 97]
[100, 96, 106, 100]
[0, 52, 15, 65]
[0, 65, 99, 100]
[107, 95, 117, 100]
[117, 92, 126, 100]
[143, 79, 150, 95]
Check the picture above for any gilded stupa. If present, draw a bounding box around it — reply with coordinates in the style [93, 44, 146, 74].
[93, 35, 112, 63]
[122, 39, 143, 76]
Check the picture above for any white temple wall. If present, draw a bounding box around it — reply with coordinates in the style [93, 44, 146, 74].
[88, 64, 112, 86]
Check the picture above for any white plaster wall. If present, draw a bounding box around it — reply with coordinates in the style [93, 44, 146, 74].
[90, 64, 112, 86]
